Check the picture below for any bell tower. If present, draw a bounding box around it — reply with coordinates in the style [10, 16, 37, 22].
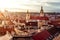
[26, 10, 30, 22]
[40, 6, 44, 16]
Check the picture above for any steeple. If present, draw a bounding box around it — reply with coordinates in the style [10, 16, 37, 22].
[40, 6, 44, 16]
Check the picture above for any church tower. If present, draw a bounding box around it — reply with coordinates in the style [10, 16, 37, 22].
[40, 6, 44, 16]
[38, 6, 46, 28]
[26, 10, 30, 22]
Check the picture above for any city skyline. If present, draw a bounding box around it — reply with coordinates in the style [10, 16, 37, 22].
[0, 0, 60, 12]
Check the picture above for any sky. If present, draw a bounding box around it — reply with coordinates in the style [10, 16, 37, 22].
[0, 0, 60, 12]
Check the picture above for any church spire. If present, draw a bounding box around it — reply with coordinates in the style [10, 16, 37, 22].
[40, 6, 44, 16]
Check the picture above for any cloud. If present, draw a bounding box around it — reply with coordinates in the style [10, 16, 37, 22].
[46, 0, 60, 2]
[0, 0, 60, 12]
[43, 2, 60, 12]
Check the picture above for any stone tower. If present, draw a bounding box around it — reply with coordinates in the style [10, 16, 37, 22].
[26, 10, 30, 22]
[40, 6, 44, 16]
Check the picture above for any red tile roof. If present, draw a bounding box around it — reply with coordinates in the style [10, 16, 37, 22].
[30, 16, 49, 20]
[19, 20, 26, 23]
[48, 21, 60, 26]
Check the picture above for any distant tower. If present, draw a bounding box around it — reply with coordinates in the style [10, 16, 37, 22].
[38, 6, 46, 28]
[26, 10, 30, 22]
[0, 12, 5, 26]
[4, 10, 8, 17]
[40, 6, 44, 16]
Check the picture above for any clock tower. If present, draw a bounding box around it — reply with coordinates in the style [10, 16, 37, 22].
[40, 6, 44, 16]
[26, 10, 30, 22]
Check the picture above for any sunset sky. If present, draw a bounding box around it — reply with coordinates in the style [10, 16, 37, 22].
[0, 0, 60, 12]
